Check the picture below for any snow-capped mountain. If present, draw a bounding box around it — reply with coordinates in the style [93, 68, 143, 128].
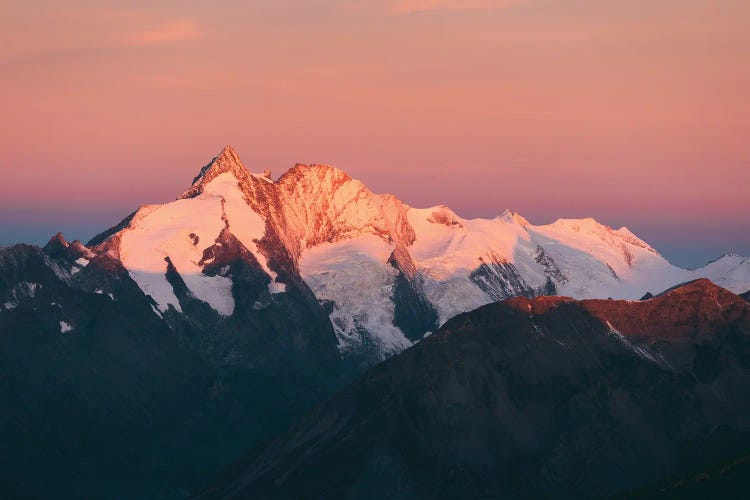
[30, 145, 745, 362]
[2, 145, 750, 498]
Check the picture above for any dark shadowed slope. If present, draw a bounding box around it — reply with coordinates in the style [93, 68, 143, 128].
[200, 280, 750, 499]
[617, 449, 750, 499]
[0, 234, 344, 499]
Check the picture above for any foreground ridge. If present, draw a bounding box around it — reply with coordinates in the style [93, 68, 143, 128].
[199, 280, 750, 499]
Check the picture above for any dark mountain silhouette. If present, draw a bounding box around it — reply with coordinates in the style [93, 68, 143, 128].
[199, 280, 750, 499]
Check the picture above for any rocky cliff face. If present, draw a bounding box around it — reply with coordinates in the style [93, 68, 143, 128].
[200, 280, 750, 499]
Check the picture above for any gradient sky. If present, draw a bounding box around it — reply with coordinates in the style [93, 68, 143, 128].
[1, 0, 748, 268]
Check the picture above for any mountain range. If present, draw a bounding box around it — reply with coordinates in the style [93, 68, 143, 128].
[11, 145, 747, 362]
[1, 146, 749, 498]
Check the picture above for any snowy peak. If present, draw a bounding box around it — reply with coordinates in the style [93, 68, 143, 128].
[544, 217, 658, 257]
[705, 253, 745, 267]
[182, 145, 255, 199]
[693, 253, 750, 293]
[426, 206, 464, 228]
[498, 209, 530, 228]
[277, 163, 357, 204]
[548, 217, 612, 234]
[276, 162, 414, 255]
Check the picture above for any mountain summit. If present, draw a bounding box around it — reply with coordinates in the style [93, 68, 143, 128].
[182, 145, 264, 199]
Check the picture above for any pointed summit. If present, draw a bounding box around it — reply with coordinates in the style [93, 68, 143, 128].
[181, 145, 254, 198]
[191, 145, 245, 185]
[498, 209, 530, 228]
[47, 232, 70, 248]
[42, 232, 73, 260]
[43, 232, 69, 252]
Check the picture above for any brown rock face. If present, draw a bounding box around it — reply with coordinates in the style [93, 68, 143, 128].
[504, 279, 750, 340]
[579, 279, 750, 339]
[176, 146, 416, 267]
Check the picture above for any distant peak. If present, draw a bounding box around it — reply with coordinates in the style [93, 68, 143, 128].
[278, 162, 354, 187]
[498, 209, 530, 228]
[552, 217, 601, 228]
[427, 205, 464, 228]
[46, 232, 69, 248]
[43, 232, 87, 261]
[705, 253, 743, 265]
[549, 218, 657, 254]
[287, 162, 349, 176]
[213, 144, 241, 166]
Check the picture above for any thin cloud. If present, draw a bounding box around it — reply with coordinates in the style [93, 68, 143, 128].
[385, 0, 523, 15]
[123, 19, 204, 47]
[1, 8, 205, 65]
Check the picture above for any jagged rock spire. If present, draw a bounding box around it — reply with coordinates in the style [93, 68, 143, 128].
[191, 145, 245, 184]
[46, 232, 70, 248]
[181, 145, 253, 198]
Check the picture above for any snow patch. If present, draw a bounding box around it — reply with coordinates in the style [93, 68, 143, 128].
[606, 321, 672, 369]
[71, 258, 88, 275]
[300, 234, 411, 358]
[407, 207, 544, 322]
[692, 254, 750, 293]
[203, 172, 285, 294]
[119, 194, 234, 315]
[2, 282, 40, 311]
[150, 304, 163, 319]
[59, 321, 72, 333]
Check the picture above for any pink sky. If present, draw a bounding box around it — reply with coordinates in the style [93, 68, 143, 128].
[1, 0, 748, 267]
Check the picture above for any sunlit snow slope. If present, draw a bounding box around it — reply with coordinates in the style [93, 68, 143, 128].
[90, 146, 750, 361]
